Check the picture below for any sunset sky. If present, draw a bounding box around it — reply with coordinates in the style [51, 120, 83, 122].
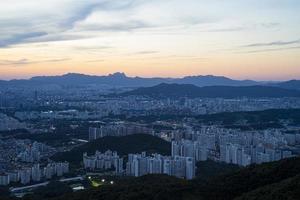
[0, 0, 299, 80]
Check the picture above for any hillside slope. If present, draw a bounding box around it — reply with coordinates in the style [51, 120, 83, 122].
[193, 157, 300, 200]
[235, 174, 300, 200]
[122, 83, 300, 98]
[39, 157, 300, 200]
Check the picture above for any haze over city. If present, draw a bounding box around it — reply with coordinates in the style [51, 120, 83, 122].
[0, 0, 300, 80]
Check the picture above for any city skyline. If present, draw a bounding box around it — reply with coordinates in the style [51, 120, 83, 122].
[1, 0, 300, 80]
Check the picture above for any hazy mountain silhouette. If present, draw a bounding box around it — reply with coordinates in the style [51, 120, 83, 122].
[0, 73, 299, 89]
[270, 80, 300, 90]
[0, 72, 258, 87]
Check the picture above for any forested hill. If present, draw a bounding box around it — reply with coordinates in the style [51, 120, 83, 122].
[122, 83, 300, 98]
[51, 134, 171, 166]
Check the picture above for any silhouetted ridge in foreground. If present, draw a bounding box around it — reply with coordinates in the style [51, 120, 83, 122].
[23, 156, 300, 200]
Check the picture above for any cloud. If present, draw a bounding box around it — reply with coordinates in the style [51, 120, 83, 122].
[0, 32, 48, 48]
[237, 46, 300, 54]
[72, 45, 113, 51]
[201, 27, 246, 32]
[0, 1, 144, 48]
[0, 0, 230, 48]
[260, 22, 280, 28]
[242, 39, 300, 48]
[78, 20, 151, 32]
[197, 22, 280, 33]
[45, 58, 71, 62]
[58, 1, 141, 29]
[0, 58, 70, 66]
[0, 59, 31, 66]
[134, 51, 159, 55]
[0, 0, 298, 55]
[86, 59, 106, 63]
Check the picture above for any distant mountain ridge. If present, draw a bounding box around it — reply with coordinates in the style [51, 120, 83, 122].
[270, 80, 300, 91]
[176, 75, 257, 86]
[0, 72, 259, 88]
[122, 83, 300, 98]
[0, 72, 299, 90]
